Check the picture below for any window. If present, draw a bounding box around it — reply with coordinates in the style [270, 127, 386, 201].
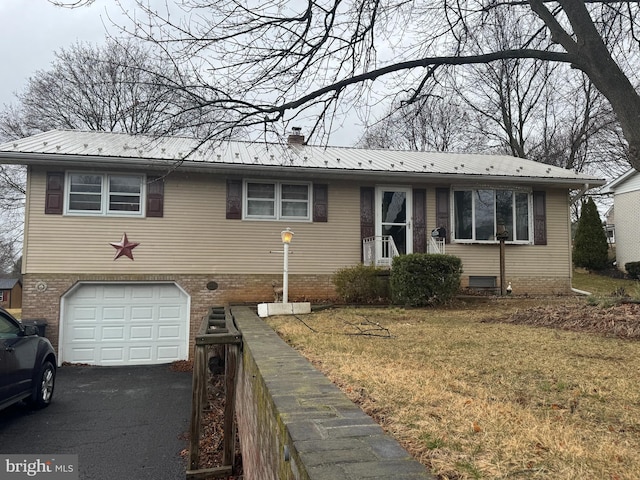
[0, 291, 5, 302]
[0, 311, 20, 338]
[244, 181, 310, 220]
[453, 188, 531, 242]
[66, 173, 144, 216]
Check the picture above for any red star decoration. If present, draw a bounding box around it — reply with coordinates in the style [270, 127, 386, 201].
[110, 233, 140, 260]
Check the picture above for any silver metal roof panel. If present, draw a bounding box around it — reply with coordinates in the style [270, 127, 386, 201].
[0, 130, 606, 186]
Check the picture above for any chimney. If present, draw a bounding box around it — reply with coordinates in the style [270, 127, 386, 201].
[287, 127, 305, 145]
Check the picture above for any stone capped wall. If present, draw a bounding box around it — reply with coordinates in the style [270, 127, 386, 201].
[232, 306, 434, 480]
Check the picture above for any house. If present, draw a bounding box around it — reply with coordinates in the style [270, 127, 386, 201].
[0, 129, 605, 366]
[603, 169, 640, 271]
[0, 278, 22, 309]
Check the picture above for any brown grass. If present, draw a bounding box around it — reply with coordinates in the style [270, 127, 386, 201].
[266, 297, 640, 480]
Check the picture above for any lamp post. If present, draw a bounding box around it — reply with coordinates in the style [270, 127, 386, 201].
[281, 228, 294, 303]
[496, 224, 509, 296]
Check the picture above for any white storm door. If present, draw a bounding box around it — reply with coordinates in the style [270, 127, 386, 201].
[376, 187, 413, 258]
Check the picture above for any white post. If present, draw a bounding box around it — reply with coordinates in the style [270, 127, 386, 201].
[282, 241, 289, 303]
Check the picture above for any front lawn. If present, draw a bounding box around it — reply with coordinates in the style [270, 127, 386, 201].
[267, 297, 640, 479]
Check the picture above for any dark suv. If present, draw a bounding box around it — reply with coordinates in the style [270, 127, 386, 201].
[0, 307, 56, 411]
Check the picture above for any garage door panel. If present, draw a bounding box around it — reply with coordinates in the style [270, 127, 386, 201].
[130, 325, 153, 340]
[101, 347, 126, 363]
[131, 306, 154, 321]
[131, 286, 155, 299]
[129, 346, 153, 361]
[102, 326, 125, 340]
[72, 307, 98, 322]
[157, 345, 180, 360]
[63, 283, 189, 366]
[158, 305, 182, 321]
[74, 285, 99, 300]
[69, 348, 97, 363]
[104, 286, 127, 299]
[158, 325, 181, 339]
[102, 307, 126, 321]
[72, 327, 97, 340]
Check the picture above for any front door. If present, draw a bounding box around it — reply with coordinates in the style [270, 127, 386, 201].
[376, 187, 412, 258]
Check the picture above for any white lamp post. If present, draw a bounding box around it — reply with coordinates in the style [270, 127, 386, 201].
[281, 228, 294, 303]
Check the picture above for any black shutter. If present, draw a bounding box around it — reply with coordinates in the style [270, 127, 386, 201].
[313, 184, 328, 222]
[45, 172, 64, 215]
[226, 179, 243, 219]
[360, 187, 375, 261]
[413, 188, 426, 253]
[435, 188, 450, 243]
[146, 176, 164, 218]
[533, 191, 547, 245]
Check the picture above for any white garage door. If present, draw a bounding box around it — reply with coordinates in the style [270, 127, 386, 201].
[62, 283, 189, 366]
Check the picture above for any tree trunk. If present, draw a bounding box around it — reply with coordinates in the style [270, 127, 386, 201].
[532, 0, 640, 171]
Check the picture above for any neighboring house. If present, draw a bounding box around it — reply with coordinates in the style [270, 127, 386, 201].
[603, 169, 640, 271]
[0, 130, 605, 366]
[0, 278, 22, 309]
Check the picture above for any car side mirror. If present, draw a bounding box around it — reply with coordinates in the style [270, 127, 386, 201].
[23, 325, 39, 336]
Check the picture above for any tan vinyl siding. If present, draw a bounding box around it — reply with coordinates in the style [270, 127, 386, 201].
[425, 188, 572, 281]
[24, 168, 361, 275]
[26, 167, 574, 292]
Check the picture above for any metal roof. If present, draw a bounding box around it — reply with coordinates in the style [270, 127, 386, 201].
[0, 130, 606, 187]
[0, 278, 20, 290]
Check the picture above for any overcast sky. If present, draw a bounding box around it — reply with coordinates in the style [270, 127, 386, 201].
[0, 1, 360, 145]
[0, 1, 130, 107]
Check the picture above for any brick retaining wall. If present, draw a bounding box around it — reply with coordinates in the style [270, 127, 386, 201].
[231, 306, 434, 480]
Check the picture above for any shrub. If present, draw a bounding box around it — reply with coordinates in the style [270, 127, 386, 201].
[332, 264, 389, 303]
[625, 261, 640, 280]
[573, 197, 609, 270]
[390, 254, 462, 307]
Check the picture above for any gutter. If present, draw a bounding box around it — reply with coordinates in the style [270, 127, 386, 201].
[0, 152, 607, 188]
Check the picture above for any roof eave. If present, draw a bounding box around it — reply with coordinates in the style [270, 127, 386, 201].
[0, 152, 605, 188]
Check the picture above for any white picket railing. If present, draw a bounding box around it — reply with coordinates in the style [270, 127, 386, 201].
[428, 237, 445, 254]
[363, 236, 400, 267]
[363, 235, 445, 266]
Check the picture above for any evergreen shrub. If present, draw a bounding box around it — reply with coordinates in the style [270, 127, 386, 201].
[390, 253, 462, 307]
[573, 198, 609, 270]
[332, 264, 389, 303]
[625, 261, 640, 280]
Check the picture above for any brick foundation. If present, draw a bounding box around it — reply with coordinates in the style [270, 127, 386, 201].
[461, 275, 573, 296]
[22, 273, 338, 358]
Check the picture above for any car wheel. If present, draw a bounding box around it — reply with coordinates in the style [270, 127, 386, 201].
[30, 361, 55, 409]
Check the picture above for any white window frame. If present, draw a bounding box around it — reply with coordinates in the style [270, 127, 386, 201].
[64, 172, 145, 217]
[452, 187, 533, 244]
[243, 180, 311, 221]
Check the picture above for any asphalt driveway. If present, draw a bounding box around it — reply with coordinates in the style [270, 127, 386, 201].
[0, 364, 192, 480]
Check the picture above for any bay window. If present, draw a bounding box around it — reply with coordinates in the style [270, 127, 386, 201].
[454, 188, 531, 242]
